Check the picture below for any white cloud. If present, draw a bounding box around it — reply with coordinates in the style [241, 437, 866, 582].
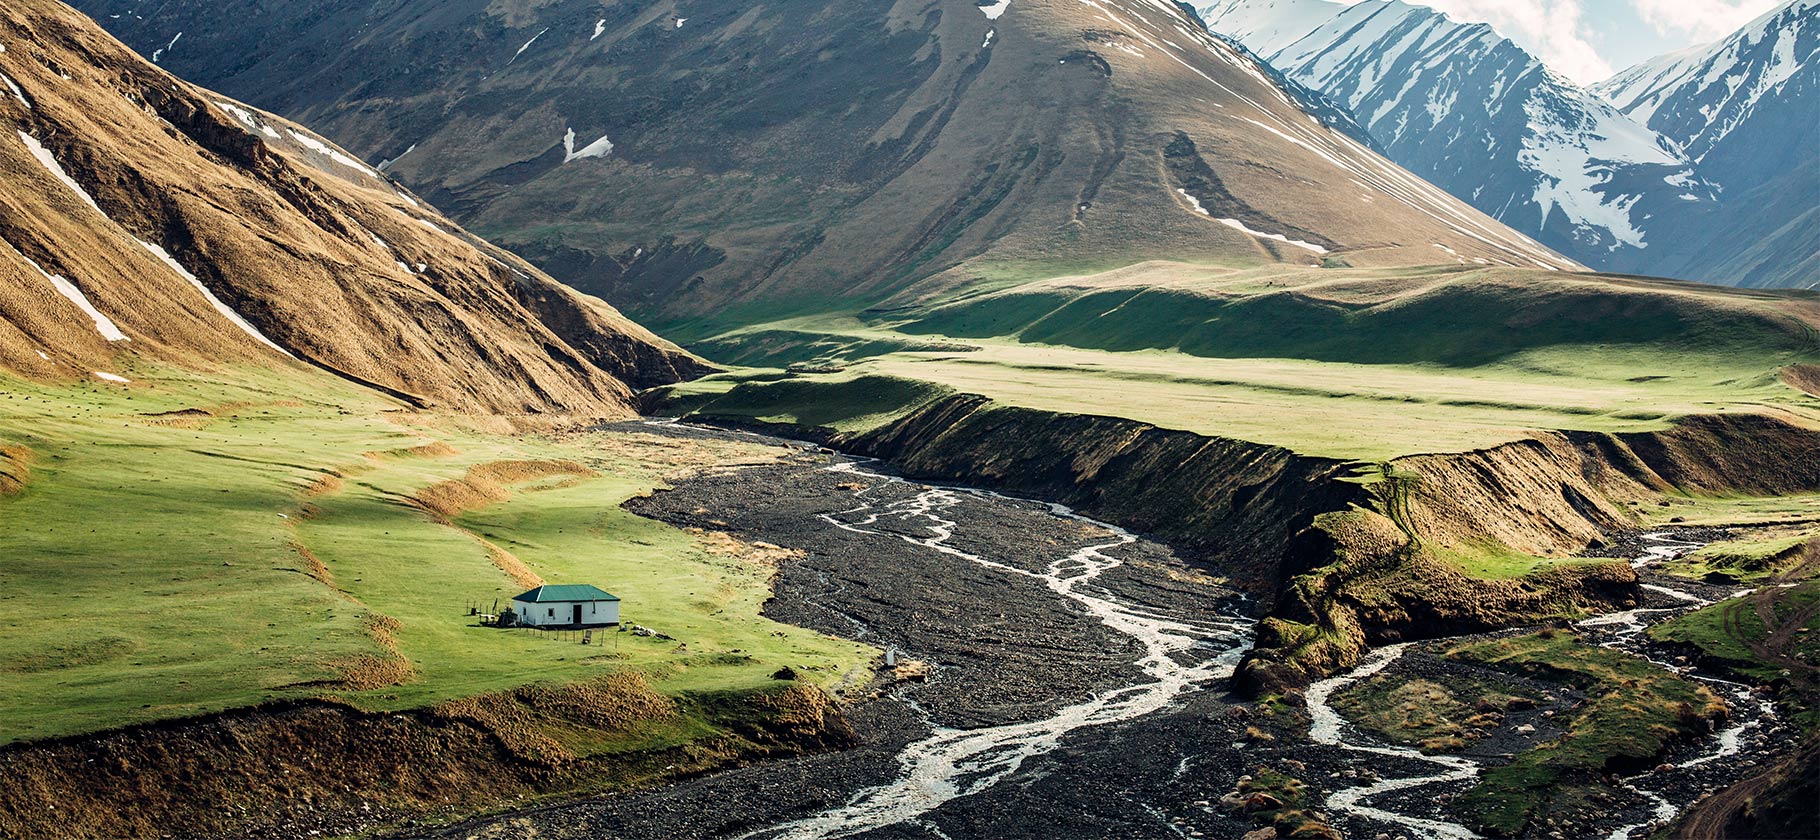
[1342, 0, 1616, 83]
[1629, 0, 1783, 41]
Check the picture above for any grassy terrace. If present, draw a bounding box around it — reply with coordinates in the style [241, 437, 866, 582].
[0, 363, 871, 744]
[654, 261, 1820, 603]
[664, 262, 1820, 463]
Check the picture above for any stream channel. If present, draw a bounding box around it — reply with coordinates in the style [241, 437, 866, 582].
[429, 424, 1785, 840]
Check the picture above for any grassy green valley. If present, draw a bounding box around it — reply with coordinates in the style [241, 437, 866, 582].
[5, 0, 1819, 834]
[662, 262, 1820, 461]
[0, 364, 871, 746]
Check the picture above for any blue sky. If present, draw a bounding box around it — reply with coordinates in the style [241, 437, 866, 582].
[1338, 0, 1789, 83]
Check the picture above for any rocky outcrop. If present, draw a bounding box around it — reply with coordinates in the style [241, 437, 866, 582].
[1241, 414, 1820, 692]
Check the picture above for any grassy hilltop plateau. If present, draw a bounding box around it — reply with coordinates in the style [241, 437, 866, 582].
[2, 0, 1818, 837]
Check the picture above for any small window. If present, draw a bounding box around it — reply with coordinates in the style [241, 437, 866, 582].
[548, 608, 555, 618]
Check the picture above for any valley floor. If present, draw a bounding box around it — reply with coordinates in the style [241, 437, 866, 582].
[426, 424, 1818, 840]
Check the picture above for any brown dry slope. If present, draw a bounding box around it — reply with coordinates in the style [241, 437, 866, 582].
[68, 0, 1578, 325]
[0, 0, 707, 413]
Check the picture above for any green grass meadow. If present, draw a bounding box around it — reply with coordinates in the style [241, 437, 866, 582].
[0, 362, 871, 745]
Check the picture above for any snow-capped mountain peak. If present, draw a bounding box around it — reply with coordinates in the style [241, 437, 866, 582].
[1596, 0, 1817, 169]
[1249, 0, 1709, 259]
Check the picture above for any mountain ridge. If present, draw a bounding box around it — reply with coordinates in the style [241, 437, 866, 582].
[68, 0, 1579, 328]
[0, 0, 708, 412]
[1204, 0, 1815, 289]
[1250, 0, 1716, 273]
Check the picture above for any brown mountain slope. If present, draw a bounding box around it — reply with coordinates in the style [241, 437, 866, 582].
[0, 0, 707, 414]
[68, 0, 1579, 327]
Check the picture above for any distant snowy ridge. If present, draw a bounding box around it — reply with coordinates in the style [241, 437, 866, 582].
[1596, 0, 1816, 167]
[1233, 0, 1711, 264]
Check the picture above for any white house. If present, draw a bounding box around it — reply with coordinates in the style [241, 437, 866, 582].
[510, 584, 621, 628]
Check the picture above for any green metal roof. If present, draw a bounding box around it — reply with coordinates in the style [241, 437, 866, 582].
[511, 584, 620, 603]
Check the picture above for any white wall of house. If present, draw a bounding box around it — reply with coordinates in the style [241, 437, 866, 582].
[512, 599, 620, 627]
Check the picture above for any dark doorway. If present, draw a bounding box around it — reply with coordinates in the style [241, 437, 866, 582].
[572, 604, 583, 625]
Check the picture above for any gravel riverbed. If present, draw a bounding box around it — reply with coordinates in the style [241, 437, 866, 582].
[416, 424, 1795, 840]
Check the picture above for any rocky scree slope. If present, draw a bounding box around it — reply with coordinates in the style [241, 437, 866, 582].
[0, 0, 707, 414]
[71, 0, 1576, 327]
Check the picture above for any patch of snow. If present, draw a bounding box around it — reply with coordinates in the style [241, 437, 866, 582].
[17, 131, 102, 213]
[94, 372, 130, 383]
[285, 129, 379, 177]
[980, 0, 1011, 20]
[215, 100, 259, 130]
[592, 20, 607, 41]
[152, 32, 181, 63]
[1517, 92, 1664, 251]
[562, 127, 615, 162]
[1175, 188, 1211, 215]
[37, 350, 49, 361]
[675, 18, 688, 28]
[1198, 0, 1341, 56]
[413, 262, 428, 273]
[215, 100, 282, 141]
[4, 238, 128, 341]
[983, 29, 995, 48]
[377, 143, 417, 172]
[42, 265, 129, 341]
[509, 28, 550, 64]
[1218, 218, 1329, 254]
[416, 219, 443, 234]
[1, 73, 27, 108]
[133, 237, 293, 357]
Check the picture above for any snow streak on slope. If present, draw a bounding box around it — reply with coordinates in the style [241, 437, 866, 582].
[1197, 0, 1342, 56]
[17, 130, 293, 356]
[3, 238, 129, 342]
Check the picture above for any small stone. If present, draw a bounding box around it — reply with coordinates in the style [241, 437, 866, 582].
[1240, 828, 1277, 840]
